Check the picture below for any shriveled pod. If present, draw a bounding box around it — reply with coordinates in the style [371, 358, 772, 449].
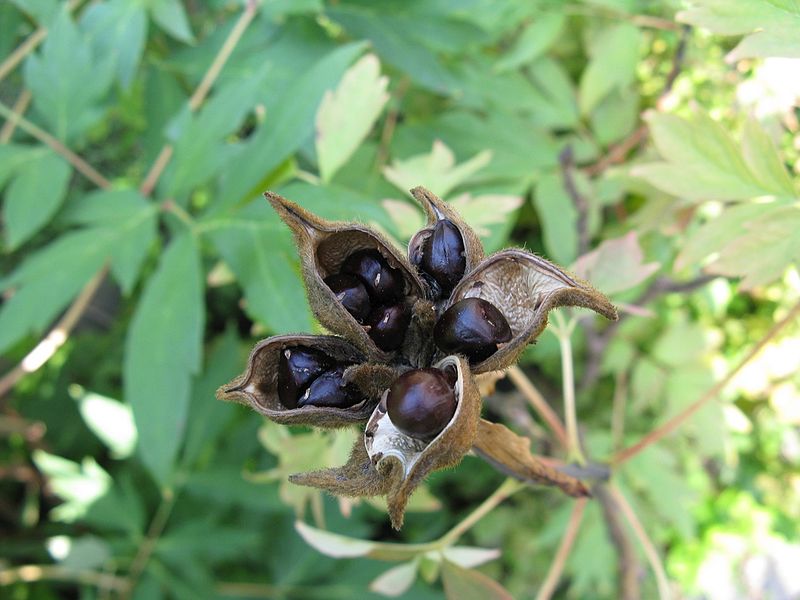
[407, 187, 484, 301]
[266, 192, 427, 359]
[293, 356, 480, 529]
[445, 249, 618, 373]
[216, 334, 396, 427]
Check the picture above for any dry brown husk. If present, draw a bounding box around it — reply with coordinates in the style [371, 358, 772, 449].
[447, 249, 618, 373]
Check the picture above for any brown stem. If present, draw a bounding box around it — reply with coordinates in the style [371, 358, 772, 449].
[0, 266, 109, 400]
[507, 366, 568, 449]
[535, 498, 587, 600]
[595, 484, 641, 600]
[559, 146, 590, 257]
[376, 76, 410, 167]
[614, 299, 800, 465]
[0, 89, 32, 143]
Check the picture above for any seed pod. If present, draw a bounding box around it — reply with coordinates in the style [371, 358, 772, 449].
[342, 249, 404, 303]
[266, 192, 425, 359]
[323, 273, 371, 323]
[418, 219, 466, 294]
[297, 366, 360, 409]
[277, 346, 333, 409]
[386, 368, 457, 440]
[448, 249, 618, 373]
[408, 187, 484, 300]
[216, 335, 376, 427]
[433, 297, 512, 363]
[366, 303, 411, 351]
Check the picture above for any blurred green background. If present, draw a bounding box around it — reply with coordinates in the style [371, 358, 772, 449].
[1, 0, 799, 598]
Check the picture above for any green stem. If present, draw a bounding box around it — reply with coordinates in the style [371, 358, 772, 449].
[439, 478, 524, 547]
[552, 311, 586, 466]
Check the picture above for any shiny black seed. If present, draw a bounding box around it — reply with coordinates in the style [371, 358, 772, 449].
[297, 366, 360, 409]
[342, 250, 404, 303]
[277, 347, 333, 409]
[420, 219, 466, 293]
[367, 303, 410, 351]
[324, 273, 371, 323]
[434, 297, 512, 363]
[387, 368, 457, 440]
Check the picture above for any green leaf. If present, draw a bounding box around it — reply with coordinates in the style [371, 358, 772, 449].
[384, 140, 491, 198]
[80, 0, 148, 88]
[441, 560, 514, 600]
[678, 0, 800, 60]
[579, 22, 641, 115]
[449, 193, 523, 252]
[75, 390, 137, 459]
[216, 41, 366, 210]
[495, 12, 566, 72]
[9, 0, 59, 25]
[24, 7, 115, 142]
[572, 232, 660, 295]
[316, 53, 389, 182]
[3, 150, 71, 248]
[441, 547, 501, 569]
[0, 144, 48, 187]
[590, 88, 639, 146]
[533, 172, 579, 265]
[124, 234, 204, 485]
[740, 117, 797, 196]
[147, 0, 194, 43]
[31, 450, 111, 522]
[369, 561, 419, 597]
[632, 111, 794, 201]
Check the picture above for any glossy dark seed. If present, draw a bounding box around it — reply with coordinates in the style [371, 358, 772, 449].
[297, 366, 360, 409]
[386, 368, 457, 440]
[277, 347, 333, 409]
[367, 303, 411, 351]
[420, 219, 466, 293]
[434, 297, 512, 363]
[342, 250, 404, 303]
[324, 273, 371, 323]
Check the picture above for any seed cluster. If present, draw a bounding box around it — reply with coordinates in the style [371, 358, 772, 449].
[277, 347, 358, 409]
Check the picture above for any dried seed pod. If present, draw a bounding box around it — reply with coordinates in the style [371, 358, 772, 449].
[366, 303, 411, 351]
[342, 249, 405, 303]
[448, 249, 618, 373]
[323, 273, 371, 323]
[216, 335, 377, 427]
[277, 346, 333, 409]
[433, 297, 512, 363]
[408, 187, 484, 299]
[386, 368, 457, 440]
[297, 366, 360, 409]
[266, 192, 426, 359]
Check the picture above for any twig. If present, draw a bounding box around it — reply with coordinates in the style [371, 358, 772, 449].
[535, 498, 587, 600]
[559, 146, 590, 257]
[614, 299, 800, 465]
[139, 0, 259, 197]
[0, 564, 128, 592]
[123, 489, 177, 598]
[0, 89, 32, 143]
[507, 366, 568, 450]
[595, 485, 641, 600]
[0, 100, 111, 189]
[608, 485, 671, 600]
[0, 266, 109, 400]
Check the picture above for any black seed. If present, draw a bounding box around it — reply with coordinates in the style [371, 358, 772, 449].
[386, 368, 457, 440]
[420, 219, 466, 293]
[433, 297, 512, 363]
[367, 303, 410, 351]
[342, 249, 404, 303]
[277, 347, 333, 409]
[324, 273, 371, 323]
[297, 366, 360, 409]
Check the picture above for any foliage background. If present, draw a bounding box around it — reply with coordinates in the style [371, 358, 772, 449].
[1, 0, 799, 598]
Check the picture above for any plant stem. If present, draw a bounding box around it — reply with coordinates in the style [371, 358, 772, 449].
[0, 89, 32, 142]
[552, 312, 586, 465]
[614, 299, 800, 465]
[507, 366, 568, 450]
[535, 498, 587, 600]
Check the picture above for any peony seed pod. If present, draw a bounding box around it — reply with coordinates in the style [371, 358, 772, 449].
[386, 368, 457, 441]
[433, 297, 512, 363]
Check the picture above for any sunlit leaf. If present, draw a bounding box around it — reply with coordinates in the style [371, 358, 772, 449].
[572, 232, 660, 295]
[32, 451, 111, 522]
[441, 546, 501, 569]
[47, 535, 111, 570]
[369, 560, 419, 597]
[579, 22, 641, 115]
[76, 390, 138, 459]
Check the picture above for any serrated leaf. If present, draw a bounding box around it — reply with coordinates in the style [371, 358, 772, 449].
[370, 561, 419, 597]
[3, 150, 71, 248]
[533, 172, 579, 265]
[579, 22, 641, 115]
[572, 232, 660, 295]
[124, 234, 204, 485]
[80, 0, 148, 88]
[383, 140, 491, 198]
[76, 391, 137, 459]
[632, 111, 795, 201]
[24, 7, 115, 142]
[441, 560, 513, 600]
[316, 53, 389, 182]
[495, 12, 565, 72]
[148, 0, 194, 43]
[678, 0, 800, 61]
[32, 450, 111, 522]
